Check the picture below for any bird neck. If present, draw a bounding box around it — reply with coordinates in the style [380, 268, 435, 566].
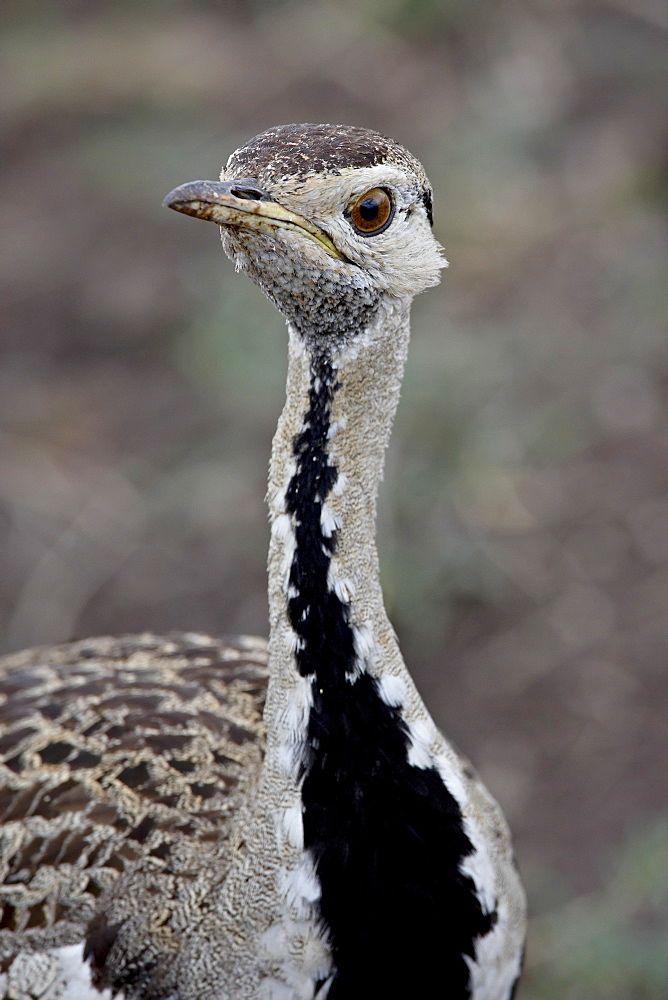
[256, 297, 500, 997]
[229, 294, 510, 1000]
[265, 296, 411, 733]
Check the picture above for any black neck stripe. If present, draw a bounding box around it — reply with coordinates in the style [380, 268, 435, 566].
[284, 359, 497, 999]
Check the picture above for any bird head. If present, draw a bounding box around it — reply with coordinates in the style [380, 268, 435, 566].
[164, 124, 446, 343]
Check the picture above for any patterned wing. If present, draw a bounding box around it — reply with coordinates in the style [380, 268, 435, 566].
[0, 632, 268, 997]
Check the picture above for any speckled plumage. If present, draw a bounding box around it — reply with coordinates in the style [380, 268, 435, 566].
[0, 633, 267, 998]
[0, 124, 526, 1000]
[225, 123, 431, 199]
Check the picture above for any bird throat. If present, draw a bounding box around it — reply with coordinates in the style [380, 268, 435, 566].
[263, 308, 497, 999]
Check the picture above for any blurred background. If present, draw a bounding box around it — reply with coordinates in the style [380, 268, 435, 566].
[1, 1, 667, 995]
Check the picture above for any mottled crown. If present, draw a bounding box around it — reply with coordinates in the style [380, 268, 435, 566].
[225, 123, 434, 225]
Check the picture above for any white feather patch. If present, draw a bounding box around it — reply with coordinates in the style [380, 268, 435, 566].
[287, 629, 305, 653]
[459, 823, 498, 915]
[352, 623, 375, 665]
[464, 913, 522, 1000]
[280, 802, 305, 851]
[274, 672, 313, 777]
[258, 977, 295, 1000]
[271, 512, 293, 540]
[320, 502, 341, 538]
[330, 472, 347, 497]
[434, 753, 467, 807]
[259, 920, 332, 1000]
[376, 673, 406, 708]
[279, 674, 314, 746]
[406, 717, 435, 769]
[271, 511, 297, 590]
[327, 565, 354, 604]
[326, 415, 347, 439]
[333, 327, 375, 364]
[279, 857, 322, 918]
[55, 943, 114, 999]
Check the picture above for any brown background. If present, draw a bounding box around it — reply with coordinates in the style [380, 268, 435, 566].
[1, 2, 667, 995]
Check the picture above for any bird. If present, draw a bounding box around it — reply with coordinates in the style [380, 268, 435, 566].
[0, 124, 526, 1000]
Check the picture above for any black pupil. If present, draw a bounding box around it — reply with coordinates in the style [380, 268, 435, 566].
[359, 197, 380, 221]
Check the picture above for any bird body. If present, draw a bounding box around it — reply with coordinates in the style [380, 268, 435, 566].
[0, 633, 268, 999]
[0, 125, 526, 999]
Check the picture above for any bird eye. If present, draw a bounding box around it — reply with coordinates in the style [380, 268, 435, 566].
[348, 188, 394, 236]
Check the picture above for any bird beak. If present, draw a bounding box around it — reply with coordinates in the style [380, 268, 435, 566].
[163, 179, 345, 261]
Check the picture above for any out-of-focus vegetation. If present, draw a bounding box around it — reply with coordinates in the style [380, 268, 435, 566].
[1, 1, 666, 994]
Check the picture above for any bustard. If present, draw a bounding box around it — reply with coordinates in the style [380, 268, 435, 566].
[0, 124, 526, 1000]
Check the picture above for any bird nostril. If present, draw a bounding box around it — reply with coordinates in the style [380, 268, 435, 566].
[230, 185, 265, 201]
